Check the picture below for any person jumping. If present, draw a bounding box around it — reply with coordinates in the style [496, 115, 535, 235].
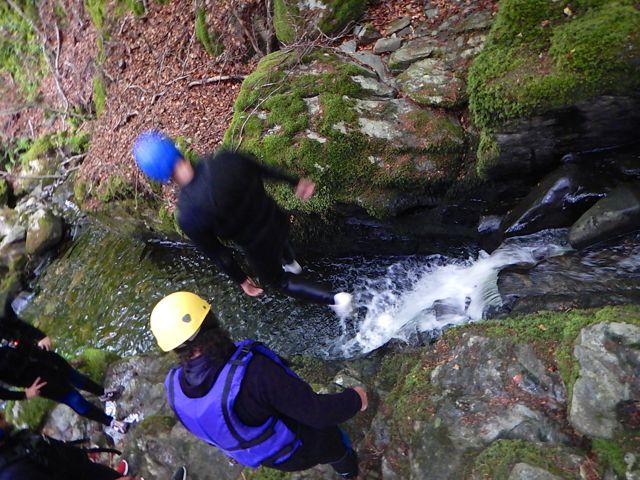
[133, 130, 353, 317]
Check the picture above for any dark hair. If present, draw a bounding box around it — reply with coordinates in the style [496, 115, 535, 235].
[175, 311, 235, 364]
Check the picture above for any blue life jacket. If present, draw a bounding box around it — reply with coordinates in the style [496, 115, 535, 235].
[165, 340, 302, 468]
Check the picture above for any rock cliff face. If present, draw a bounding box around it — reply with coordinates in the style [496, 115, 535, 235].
[26, 309, 639, 480]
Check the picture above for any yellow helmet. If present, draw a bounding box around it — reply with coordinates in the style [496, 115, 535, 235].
[150, 292, 211, 351]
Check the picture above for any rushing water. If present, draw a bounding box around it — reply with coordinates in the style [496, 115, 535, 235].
[19, 212, 579, 360]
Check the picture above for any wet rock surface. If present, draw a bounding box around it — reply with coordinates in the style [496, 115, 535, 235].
[498, 231, 640, 314]
[569, 322, 640, 438]
[569, 183, 640, 249]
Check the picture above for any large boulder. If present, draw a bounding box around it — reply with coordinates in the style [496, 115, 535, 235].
[569, 322, 640, 439]
[502, 165, 606, 238]
[25, 207, 64, 255]
[498, 231, 640, 314]
[273, 0, 366, 44]
[469, 0, 640, 178]
[224, 49, 467, 218]
[569, 183, 640, 249]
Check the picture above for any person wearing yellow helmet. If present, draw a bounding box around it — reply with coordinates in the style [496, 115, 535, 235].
[151, 292, 367, 478]
[133, 131, 353, 317]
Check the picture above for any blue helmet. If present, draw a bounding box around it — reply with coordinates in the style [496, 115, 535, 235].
[133, 130, 182, 183]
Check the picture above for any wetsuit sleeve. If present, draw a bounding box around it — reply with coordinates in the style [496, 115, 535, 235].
[246, 354, 362, 429]
[244, 155, 300, 187]
[0, 385, 26, 400]
[183, 229, 248, 284]
[2, 298, 46, 342]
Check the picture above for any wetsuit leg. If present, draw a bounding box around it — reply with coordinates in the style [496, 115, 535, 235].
[41, 380, 112, 427]
[67, 368, 105, 396]
[282, 240, 296, 265]
[37, 350, 105, 396]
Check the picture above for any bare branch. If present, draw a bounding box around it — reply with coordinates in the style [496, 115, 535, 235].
[187, 74, 247, 88]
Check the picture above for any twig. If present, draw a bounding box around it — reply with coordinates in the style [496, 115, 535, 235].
[123, 83, 149, 94]
[0, 171, 65, 180]
[114, 111, 139, 130]
[150, 91, 166, 105]
[61, 153, 87, 166]
[187, 74, 247, 88]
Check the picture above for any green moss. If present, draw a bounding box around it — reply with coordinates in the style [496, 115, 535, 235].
[0, 0, 47, 99]
[121, 0, 145, 16]
[476, 130, 500, 176]
[97, 175, 134, 202]
[465, 305, 640, 399]
[242, 467, 293, 480]
[72, 348, 119, 384]
[93, 75, 106, 117]
[85, 0, 107, 30]
[5, 397, 56, 430]
[0, 179, 8, 206]
[471, 440, 577, 479]
[592, 438, 627, 477]
[174, 136, 197, 163]
[273, 0, 298, 44]
[137, 414, 177, 435]
[73, 179, 88, 205]
[377, 350, 437, 440]
[468, 0, 640, 131]
[264, 93, 308, 135]
[318, 0, 366, 35]
[195, 7, 223, 57]
[289, 355, 337, 386]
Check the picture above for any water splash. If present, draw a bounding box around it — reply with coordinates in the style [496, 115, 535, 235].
[340, 229, 572, 356]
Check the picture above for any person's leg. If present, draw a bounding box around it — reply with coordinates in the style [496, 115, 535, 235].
[67, 368, 105, 396]
[329, 429, 359, 479]
[41, 382, 113, 427]
[41, 350, 105, 396]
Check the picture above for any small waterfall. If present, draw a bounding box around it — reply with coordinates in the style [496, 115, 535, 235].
[339, 229, 572, 356]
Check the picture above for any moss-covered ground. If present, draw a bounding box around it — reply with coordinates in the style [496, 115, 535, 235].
[467, 0, 640, 173]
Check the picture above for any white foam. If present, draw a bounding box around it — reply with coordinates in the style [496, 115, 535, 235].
[341, 230, 572, 355]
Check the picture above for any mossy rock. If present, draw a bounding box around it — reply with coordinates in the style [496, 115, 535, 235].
[468, 0, 640, 172]
[224, 49, 467, 219]
[0, 178, 8, 206]
[273, 0, 366, 44]
[470, 439, 583, 479]
[469, 0, 640, 129]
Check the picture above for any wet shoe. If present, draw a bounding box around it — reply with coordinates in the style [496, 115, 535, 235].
[172, 466, 187, 480]
[110, 419, 130, 434]
[99, 385, 124, 402]
[330, 292, 353, 317]
[282, 260, 302, 274]
[116, 459, 129, 475]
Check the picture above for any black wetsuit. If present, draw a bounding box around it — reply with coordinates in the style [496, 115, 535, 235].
[0, 299, 112, 427]
[0, 429, 121, 480]
[177, 151, 335, 304]
[179, 351, 360, 477]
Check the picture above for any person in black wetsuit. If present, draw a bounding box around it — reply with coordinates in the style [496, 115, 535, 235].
[0, 413, 135, 480]
[133, 130, 353, 317]
[0, 296, 128, 433]
[151, 292, 367, 478]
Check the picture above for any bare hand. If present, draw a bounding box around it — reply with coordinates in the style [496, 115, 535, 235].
[353, 386, 368, 411]
[25, 377, 47, 399]
[240, 277, 264, 297]
[295, 178, 316, 201]
[37, 336, 52, 351]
